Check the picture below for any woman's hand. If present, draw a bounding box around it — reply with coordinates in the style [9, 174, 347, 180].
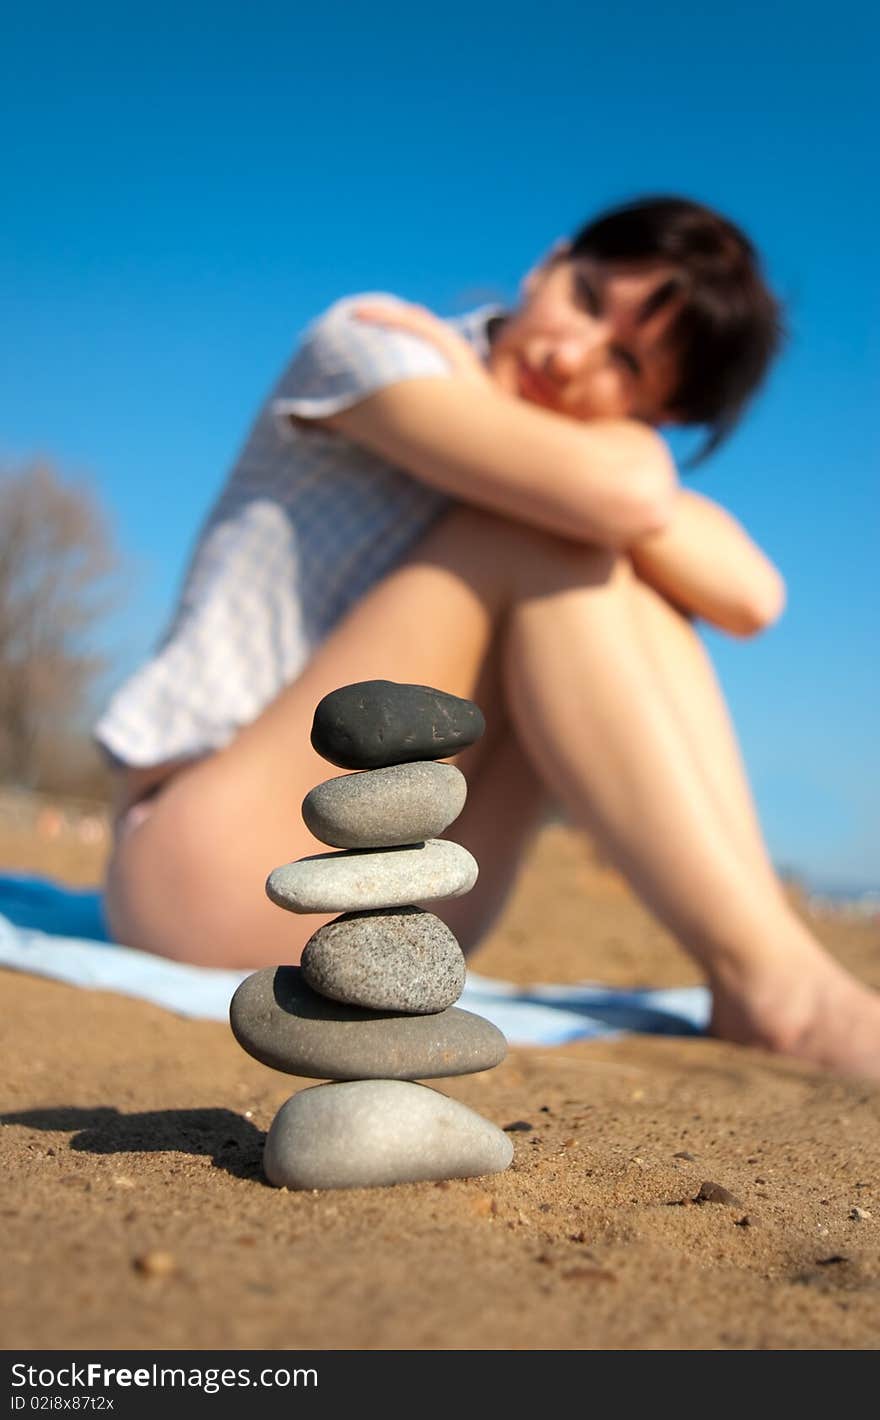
[353, 299, 496, 392]
[629, 489, 786, 636]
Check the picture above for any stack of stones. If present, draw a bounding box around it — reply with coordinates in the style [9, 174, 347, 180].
[230, 680, 514, 1191]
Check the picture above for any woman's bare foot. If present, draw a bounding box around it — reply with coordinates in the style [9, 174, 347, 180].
[708, 942, 880, 1080]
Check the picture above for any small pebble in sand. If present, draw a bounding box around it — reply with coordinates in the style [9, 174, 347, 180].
[133, 1249, 176, 1278]
[695, 1180, 744, 1207]
[849, 1206, 872, 1221]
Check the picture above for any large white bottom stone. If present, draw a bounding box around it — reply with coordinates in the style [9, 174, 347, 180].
[263, 1079, 514, 1190]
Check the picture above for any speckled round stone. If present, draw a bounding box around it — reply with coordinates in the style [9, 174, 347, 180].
[266, 839, 478, 914]
[263, 1080, 514, 1190]
[300, 907, 466, 1013]
[229, 966, 507, 1079]
[302, 761, 467, 849]
[310, 680, 485, 770]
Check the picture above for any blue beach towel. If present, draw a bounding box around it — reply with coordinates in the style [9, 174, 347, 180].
[0, 873, 710, 1045]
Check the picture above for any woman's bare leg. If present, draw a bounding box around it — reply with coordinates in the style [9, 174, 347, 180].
[439, 724, 549, 953]
[624, 573, 785, 900]
[502, 555, 880, 1077]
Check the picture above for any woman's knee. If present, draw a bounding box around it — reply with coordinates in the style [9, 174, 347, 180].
[415, 501, 622, 605]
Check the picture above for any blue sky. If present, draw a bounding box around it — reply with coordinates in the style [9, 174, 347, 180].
[2, 1, 877, 889]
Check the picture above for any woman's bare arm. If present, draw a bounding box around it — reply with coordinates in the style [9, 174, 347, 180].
[314, 376, 678, 547]
[628, 489, 786, 636]
[334, 303, 783, 636]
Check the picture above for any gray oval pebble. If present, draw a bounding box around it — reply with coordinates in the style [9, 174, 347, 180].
[229, 966, 506, 1079]
[266, 839, 478, 914]
[302, 761, 467, 849]
[263, 1079, 514, 1190]
[301, 907, 466, 1013]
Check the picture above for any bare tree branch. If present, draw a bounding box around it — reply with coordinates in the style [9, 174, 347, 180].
[0, 459, 123, 788]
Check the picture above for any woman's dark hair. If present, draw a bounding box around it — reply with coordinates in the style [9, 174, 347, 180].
[567, 195, 785, 462]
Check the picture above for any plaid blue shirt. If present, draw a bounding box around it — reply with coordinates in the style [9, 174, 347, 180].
[94, 295, 505, 768]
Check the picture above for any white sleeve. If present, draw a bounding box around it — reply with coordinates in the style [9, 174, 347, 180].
[272, 293, 454, 436]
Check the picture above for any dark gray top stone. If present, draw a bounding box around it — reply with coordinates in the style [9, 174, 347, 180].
[310, 680, 485, 769]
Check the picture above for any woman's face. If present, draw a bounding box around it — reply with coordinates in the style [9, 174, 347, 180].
[487, 251, 685, 425]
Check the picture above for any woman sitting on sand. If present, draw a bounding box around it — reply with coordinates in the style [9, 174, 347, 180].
[94, 194, 880, 1078]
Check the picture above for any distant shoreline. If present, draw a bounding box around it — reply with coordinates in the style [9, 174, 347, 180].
[804, 883, 880, 916]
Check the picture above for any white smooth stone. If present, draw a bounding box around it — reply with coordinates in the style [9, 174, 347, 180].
[266, 839, 478, 913]
[263, 1079, 514, 1190]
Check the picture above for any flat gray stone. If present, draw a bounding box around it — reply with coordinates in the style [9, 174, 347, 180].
[263, 1080, 514, 1190]
[300, 907, 466, 1013]
[266, 839, 477, 914]
[229, 966, 507, 1079]
[302, 761, 467, 849]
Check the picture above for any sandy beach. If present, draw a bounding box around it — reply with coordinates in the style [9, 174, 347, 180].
[2, 799, 879, 1350]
